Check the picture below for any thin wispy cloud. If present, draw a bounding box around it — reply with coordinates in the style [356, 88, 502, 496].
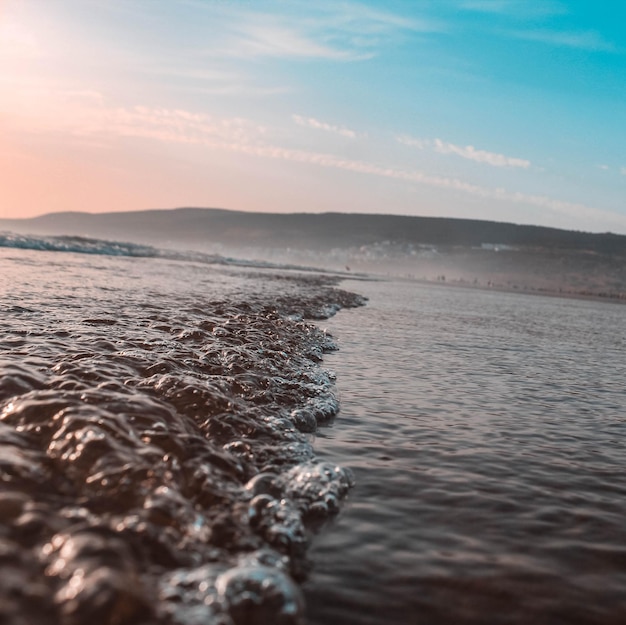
[198, 2, 439, 62]
[458, 0, 516, 14]
[135, 65, 290, 97]
[217, 21, 365, 61]
[512, 29, 618, 52]
[178, 83, 291, 98]
[318, 2, 443, 36]
[433, 139, 531, 168]
[621, 167, 626, 176]
[397, 135, 430, 150]
[398, 135, 531, 169]
[140, 66, 240, 84]
[96, 107, 265, 146]
[2, 87, 266, 147]
[292, 114, 357, 138]
[458, 0, 566, 17]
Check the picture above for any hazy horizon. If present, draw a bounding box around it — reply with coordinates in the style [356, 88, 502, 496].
[1, 1, 625, 233]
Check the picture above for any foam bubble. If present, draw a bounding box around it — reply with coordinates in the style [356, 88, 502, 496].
[0, 251, 366, 623]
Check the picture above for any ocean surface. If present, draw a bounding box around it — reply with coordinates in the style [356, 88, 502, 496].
[2, 236, 626, 625]
[305, 278, 626, 625]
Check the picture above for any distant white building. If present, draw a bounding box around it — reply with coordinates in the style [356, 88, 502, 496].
[481, 243, 516, 252]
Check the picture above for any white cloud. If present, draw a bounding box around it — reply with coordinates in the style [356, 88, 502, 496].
[397, 135, 429, 150]
[621, 167, 626, 176]
[398, 135, 531, 168]
[597, 164, 609, 171]
[433, 139, 531, 168]
[93, 106, 266, 147]
[292, 114, 357, 138]
[1, 87, 266, 148]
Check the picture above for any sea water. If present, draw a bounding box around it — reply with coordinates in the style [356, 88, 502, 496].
[305, 278, 626, 625]
[3, 238, 626, 625]
[0, 239, 363, 625]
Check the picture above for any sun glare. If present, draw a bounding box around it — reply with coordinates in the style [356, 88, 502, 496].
[0, 10, 40, 60]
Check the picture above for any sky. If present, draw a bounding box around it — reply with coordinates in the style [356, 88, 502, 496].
[1, 0, 625, 233]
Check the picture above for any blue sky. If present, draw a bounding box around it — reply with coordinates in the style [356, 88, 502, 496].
[1, 0, 625, 232]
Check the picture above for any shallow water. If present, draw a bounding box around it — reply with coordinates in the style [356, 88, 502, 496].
[305, 279, 626, 624]
[0, 244, 364, 625]
[4, 239, 626, 625]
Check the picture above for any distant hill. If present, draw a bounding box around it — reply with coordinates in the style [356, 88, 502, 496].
[2, 207, 626, 256]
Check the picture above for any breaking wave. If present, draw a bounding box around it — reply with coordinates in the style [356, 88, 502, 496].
[0, 245, 366, 625]
[0, 232, 325, 273]
[0, 232, 159, 258]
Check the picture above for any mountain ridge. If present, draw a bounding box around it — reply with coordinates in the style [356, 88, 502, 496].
[2, 207, 625, 255]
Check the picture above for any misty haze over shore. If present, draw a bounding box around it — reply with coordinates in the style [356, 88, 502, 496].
[3, 207, 626, 301]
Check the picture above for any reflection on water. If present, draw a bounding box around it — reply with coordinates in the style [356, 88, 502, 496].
[306, 280, 626, 625]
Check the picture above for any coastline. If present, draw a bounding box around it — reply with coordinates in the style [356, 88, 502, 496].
[384, 274, 626, 305]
